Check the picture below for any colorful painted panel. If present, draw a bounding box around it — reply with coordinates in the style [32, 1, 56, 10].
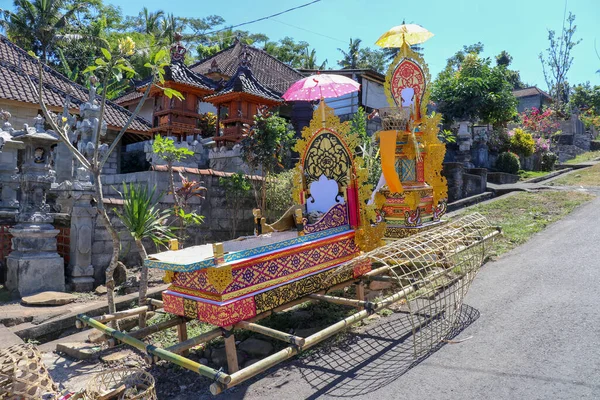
[254, 267, 355, 314]
[170, 233, 359, 301]
[197, 297, 257, 327]
[397, 158, 416, 182]
[302, 130, 352, 188]
[304, 203, 349, 234]
[390, 59, 426, 108]
[146, 225, 351, 272]
[352, 259, 372, 278]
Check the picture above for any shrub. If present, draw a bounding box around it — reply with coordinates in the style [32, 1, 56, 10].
[540, 151, 558, 172]
[495, 151, 521, 174]
[508, 128, 535, 157]
[266, 170, 295, 220]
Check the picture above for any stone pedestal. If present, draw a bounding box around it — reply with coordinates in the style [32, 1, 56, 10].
[6, 223, 64, 296]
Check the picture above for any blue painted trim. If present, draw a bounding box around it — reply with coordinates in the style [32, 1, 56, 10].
[146, 225, 352, 272]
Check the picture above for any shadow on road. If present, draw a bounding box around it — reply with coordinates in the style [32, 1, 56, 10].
[297, 304, 480, 399]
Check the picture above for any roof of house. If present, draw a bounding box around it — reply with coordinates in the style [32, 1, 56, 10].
[298, 68, 386, 84]
[190, 41, 304, 94]
[0, 35, 151, 133]
[205, 64, 282, 103]
[513, 86, 552, 100]
[113, 90, 145, 105]
[164, 60, 217, 92]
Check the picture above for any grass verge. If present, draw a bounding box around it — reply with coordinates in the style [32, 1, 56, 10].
[549, 164, 600, 187]
[564, 150, 600, 164]
[518, 170, 550, 181]
[468, 190, 595, 256]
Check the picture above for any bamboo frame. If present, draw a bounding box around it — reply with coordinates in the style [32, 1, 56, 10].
[75, 213, 501, 396]
[236, 321, 305, 347]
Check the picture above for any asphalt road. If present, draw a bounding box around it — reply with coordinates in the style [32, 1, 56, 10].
[215, 192, 600, 400]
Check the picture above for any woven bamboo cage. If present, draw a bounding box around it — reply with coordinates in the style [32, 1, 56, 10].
[83, 368, 156, 400]
[0, 343, 60, 399]
[379, 107, 411, 131]
[325, 212, 499, 357]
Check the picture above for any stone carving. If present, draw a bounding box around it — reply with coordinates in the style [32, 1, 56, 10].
[6, 115, 65, 297]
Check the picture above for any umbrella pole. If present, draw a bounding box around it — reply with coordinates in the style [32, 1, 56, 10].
[320, 98, 326, 127]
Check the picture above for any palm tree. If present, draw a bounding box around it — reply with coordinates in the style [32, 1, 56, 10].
[302, 48, 327, 70]
[138, 7, 165, 36]
[337, 38, 362, 69]
[1, 0, 85, 62]
[115, 183, 175, 328]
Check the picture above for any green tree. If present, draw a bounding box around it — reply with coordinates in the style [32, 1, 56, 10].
[219, 172, 251, 238]
[0, 0, 92, 62]
[301, 48, 327, 70]
[432, 52, 517, 127]
[241, 109, 295, 211]
[495, 50, 527, 90]
[570, 82, 600, 113]
[337, 37, 362, 69]
[114, 183, 175, 327]
[29, 39, 180, 325]
[539, 12, 581, 111]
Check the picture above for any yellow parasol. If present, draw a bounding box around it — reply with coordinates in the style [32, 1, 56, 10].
[375, 23, 434, 48]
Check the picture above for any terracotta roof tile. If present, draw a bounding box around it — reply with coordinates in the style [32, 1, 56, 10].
[513, 86, 552, 100]
[165, 61, 216, 91]
[0, 35, 151, 133]
[206, 65, 282, 103]
[190, 41, 303, 94]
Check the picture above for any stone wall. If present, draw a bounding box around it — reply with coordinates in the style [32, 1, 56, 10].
[0, 102, 39, 129]
[89, 169, 257, 284]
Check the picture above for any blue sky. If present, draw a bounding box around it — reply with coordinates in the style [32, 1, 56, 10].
[2, 0, 599, 88]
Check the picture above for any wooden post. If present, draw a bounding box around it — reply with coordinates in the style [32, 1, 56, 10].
[223, 330, 239, 374]
[356, 281, 365, 311]
[177, 320, 189, 357]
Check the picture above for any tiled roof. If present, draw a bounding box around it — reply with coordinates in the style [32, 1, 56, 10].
[513, 86, 552, 100]
[190, 41, 304, 94]
[113, 90, 144, 105]
[0, 35, 151, 133]
[205, 65, 282, 103]
[165, 61, 216, 91]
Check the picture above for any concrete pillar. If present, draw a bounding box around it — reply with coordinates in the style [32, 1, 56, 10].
[68, 190, 96, 291]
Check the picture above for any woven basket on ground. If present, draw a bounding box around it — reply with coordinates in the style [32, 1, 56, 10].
[83, 368, 156, 400]
[0, 343, 61, 399]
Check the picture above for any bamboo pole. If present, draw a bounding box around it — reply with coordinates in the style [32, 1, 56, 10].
[129, 316, 185, 340]
[210, 264, 463, 394]
[94, 306, 149, 323]
[77, 314, 231, 385]
[355, 281, 365, 311]
[165, 328, 222, 355]
[236, 321, 305, 347]
[148, 298, 164, 309]
[307, 293, 377, 310]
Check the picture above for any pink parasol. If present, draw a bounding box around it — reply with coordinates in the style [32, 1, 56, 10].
[283, 73, 360, 101]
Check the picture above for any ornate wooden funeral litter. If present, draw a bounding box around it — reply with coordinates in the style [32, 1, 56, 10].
[75, 24, 501, 396]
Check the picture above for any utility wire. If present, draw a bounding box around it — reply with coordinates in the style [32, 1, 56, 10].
[271, 18, 346, 44]
[202, 0, 322, 35]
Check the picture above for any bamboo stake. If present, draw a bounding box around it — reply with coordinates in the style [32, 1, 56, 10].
[177, 321, 189, 357]
[236, 321, 305, 347]
[77, 314, 231, 385]
[355, 281, 365, 311]
[224, 333, 239, 374]
[307, 293, 377, 310]
[165, 328, 222, 355]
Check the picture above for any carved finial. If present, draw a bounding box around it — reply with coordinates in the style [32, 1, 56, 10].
[208, 59, 221, 74]
[239, 47, 252, 68]
[34, 114, 45, 132]
[170, 32, 187, 63]
[88, 75, 98, 103]
[0, 109, 11, 132]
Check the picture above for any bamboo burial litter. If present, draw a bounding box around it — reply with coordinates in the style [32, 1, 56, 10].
[75, 212, 500, 395]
